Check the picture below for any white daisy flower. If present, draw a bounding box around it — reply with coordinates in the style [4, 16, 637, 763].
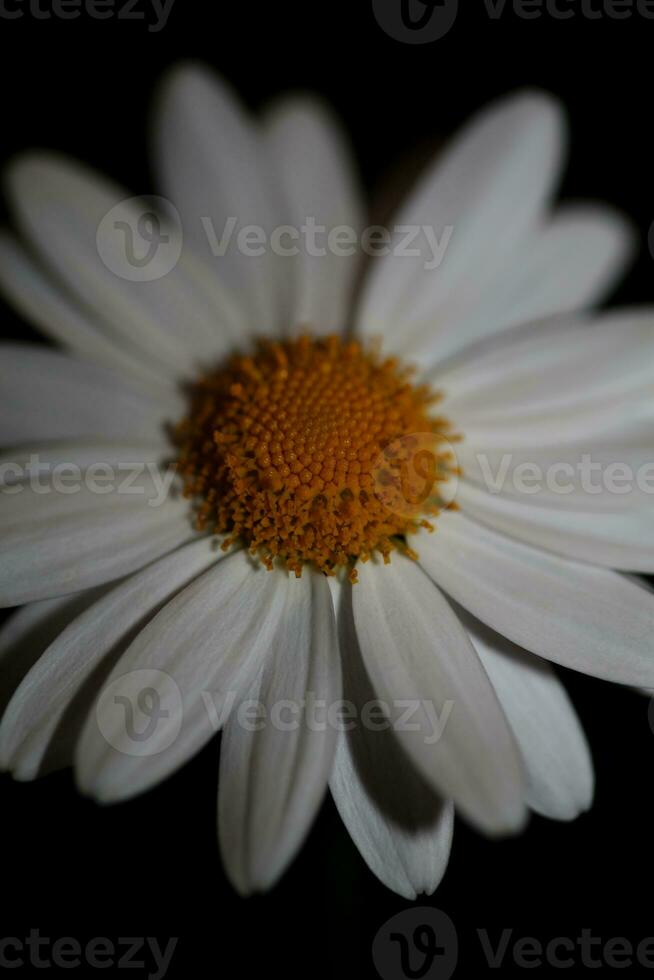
[0, 63, 651, 900]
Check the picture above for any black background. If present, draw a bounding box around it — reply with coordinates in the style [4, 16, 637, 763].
[1, 1, 654, 977]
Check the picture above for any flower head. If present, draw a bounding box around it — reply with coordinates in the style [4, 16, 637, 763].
[0, 64, 651, 899]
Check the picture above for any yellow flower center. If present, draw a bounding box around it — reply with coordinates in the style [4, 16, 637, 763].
[175, 335, 458, 581]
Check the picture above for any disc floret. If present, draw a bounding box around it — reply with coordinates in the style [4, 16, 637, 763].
[175, 335, 457, 580]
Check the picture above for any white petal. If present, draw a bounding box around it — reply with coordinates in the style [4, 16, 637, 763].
[356, 90, 564, 344]
[353, 555, 526, 834]
[0, 537, 220, 779]
[0, 343, 181, 447]
[0, 233, 179, 395]
[263, 96, 364, 336]
[0, 441, 169, 488]
[0, 589, 107, 719]
[0, 471, 193, 606]
[457, 606, 593, 821]
[329, 579, 453, 899]
[457, 442, 654, 512]
[218, 571, 340, 894]
[153, 63, 289, 331]
[457, 410, 654, 476]
[408, 206, 634, 368]
[418, 511, 654, 686]
[440, 309, 654, 426]
[74, 550, 288, 802]
[456, 479, 654, 572]
[6, 154, 239, 376]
